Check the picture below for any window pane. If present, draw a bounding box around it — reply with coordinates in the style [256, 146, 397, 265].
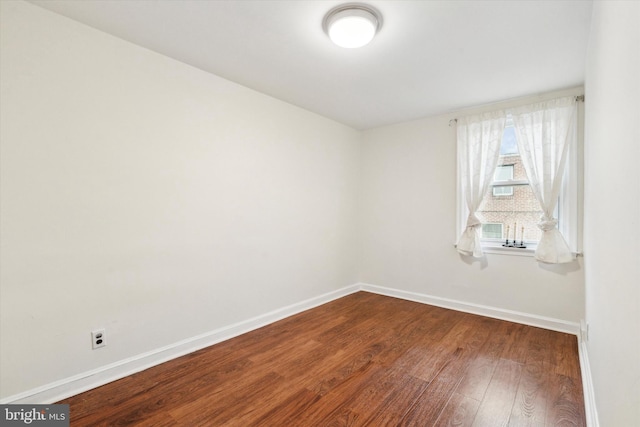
[494, 165, 514, 181]
[492, 186, 513, 196]
[482, 223, 503, 239]
[500, 125, 518, 155]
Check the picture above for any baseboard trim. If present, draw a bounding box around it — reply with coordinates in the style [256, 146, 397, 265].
[0, 284, 360, 404]
[577, 338, 600, 427]
[358, 283, 581, 335]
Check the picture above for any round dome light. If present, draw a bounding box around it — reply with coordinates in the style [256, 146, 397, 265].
[323, 5, 382, 49]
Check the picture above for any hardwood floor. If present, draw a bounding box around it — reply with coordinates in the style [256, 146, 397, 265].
[59, 292, 585, 426]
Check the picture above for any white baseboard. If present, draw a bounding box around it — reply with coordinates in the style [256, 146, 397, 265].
[358, 282, 581, 335]
[578, 337, 600, 427]
[0, 284, 360, 405]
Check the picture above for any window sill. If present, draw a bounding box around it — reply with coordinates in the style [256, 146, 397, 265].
[453, 242, 536, 257]
[453, 243, 582, 258]
[481, 243, 536, 257]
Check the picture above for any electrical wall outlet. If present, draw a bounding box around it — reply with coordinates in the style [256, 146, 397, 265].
[91, 329, 106, 349]
[580, 319, 589, 342]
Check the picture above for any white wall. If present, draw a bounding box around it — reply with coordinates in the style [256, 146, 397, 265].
[0, 1, 360, 399]
[360, 89, 585, 322]
[584, 1, 640, 425]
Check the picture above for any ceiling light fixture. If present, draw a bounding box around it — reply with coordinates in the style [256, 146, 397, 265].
[323, 4, 382, 49]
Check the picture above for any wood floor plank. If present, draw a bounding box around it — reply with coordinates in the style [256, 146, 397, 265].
[125, 411, 179, 427]
[402, 316, 471, 382]
[250, 389, 322, 426]
[64, 343, 249, 420]
[507, 326, 556, 426]
[470, 358, 523, 427]
[399, 347, 468, 426]
[302, 342, 389, 397]
[58, 292, 585, 426]
[213, 372, 317, 427]
[433, 393, 481, 427]
[358, 374, 430, 426]
[545, 373, 586, 427]
[508, 358, 549, 426]
[331, 340, 436, 426]
[399, 316, 491, 426]
[500, 322, 532, 363]
[66, 353, 253, 425]
[168, 370, 286, 426]
[552, 333, 583, 380]
[372, 306, 462, 369]
[289, 365, 384, 426]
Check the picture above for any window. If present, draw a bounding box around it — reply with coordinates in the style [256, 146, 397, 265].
[456, 102, 581, 257]
[482, 223, 503, 239]
[492, 186, 513, 197]
[492, 165, 514, 196]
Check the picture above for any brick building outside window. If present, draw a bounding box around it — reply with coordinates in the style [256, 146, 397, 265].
[476, 122, 543, 244]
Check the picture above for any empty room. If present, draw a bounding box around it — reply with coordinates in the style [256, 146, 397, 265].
[0, 1, 638, 426]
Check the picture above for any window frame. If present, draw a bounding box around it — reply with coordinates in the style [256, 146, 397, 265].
[491, 164, 515, 197]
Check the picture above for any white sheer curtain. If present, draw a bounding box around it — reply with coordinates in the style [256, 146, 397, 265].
[511, 96, 577, 263]
[457, 111, 506, 257]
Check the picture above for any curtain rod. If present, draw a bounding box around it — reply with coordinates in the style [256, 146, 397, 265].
[448, 95, 585, 126]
